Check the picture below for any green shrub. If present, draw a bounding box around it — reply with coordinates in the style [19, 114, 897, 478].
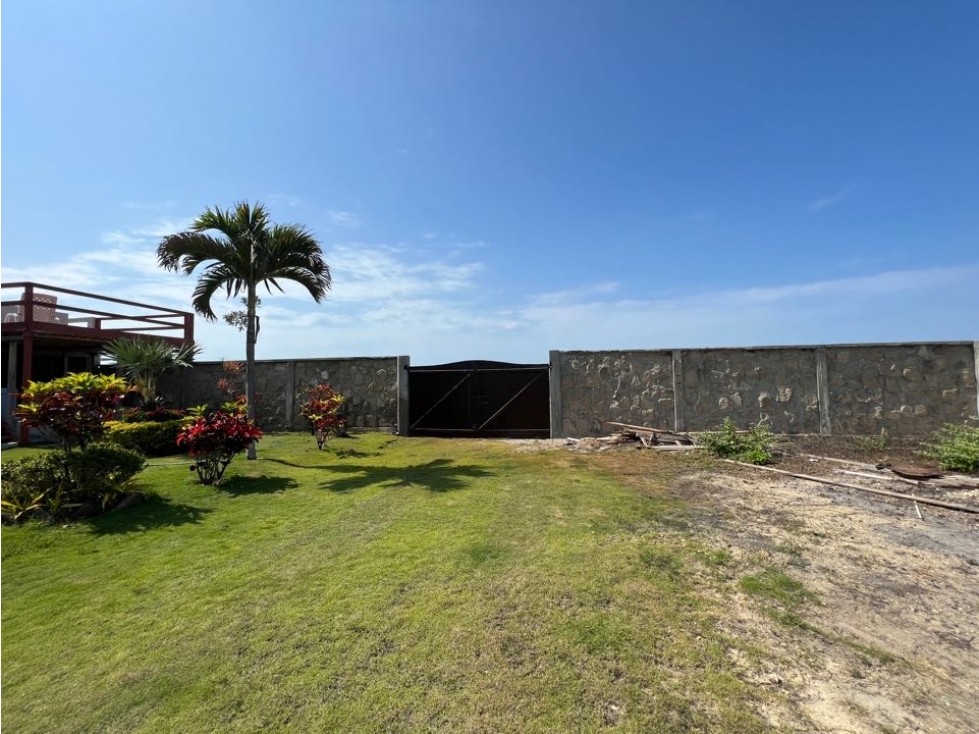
[699, 418, 775, 465]
[118, 407, 187, 423]
[1, 453, 73, 521]
[65, 444, 146, 506]
[924, 421, 979, 473]
[1, 444, 145, 523]
[104, 419, 187, 456]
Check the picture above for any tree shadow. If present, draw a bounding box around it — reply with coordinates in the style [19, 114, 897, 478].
[219, 475, 299, 495]
[262, 449, 374, 470]
[320, 459, 494, 493]
[87, 495, 212, 536]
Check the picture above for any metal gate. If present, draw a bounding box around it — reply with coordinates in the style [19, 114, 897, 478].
[407, 360, 550, 438]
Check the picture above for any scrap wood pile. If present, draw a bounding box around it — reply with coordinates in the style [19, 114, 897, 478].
[566, 421, 700, 453]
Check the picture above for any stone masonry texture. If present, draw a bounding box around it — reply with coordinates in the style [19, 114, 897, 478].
[681, 348, 820, 434]
[154, 342, 977, 439]
[825, 344, 977, 435]
[158, 357, 399, 431]
[555, 342, 977, 438]
[559, 350, 675, 437]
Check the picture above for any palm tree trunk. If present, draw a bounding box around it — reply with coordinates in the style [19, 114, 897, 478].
[245, 281, 258, 460]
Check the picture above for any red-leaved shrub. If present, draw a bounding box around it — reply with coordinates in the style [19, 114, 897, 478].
[298, 384, 346, 449]
[177, 411, 263, 484]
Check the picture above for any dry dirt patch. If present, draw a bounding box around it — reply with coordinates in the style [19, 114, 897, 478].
[670, 467, 978, 734]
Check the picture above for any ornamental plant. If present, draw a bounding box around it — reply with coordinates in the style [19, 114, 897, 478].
[1, 444, 145, 523]
[15, 373, 128, 451]
[177, 411, 263, 485]
[298, 383, 347, 449]
[103, 337, 201, 404]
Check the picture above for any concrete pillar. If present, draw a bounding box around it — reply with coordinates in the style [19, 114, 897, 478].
[815, 347, 832, 435]
[396, 355, 410, 436]
[974, 342, 979, 420]
[284, 360, 296, 430]
[672, 349, 685, 432]
[549, 350, 563, 438]
[7, 341, 17, 391]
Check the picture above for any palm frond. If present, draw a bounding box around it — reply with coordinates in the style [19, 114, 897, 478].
[157, 233, 236, 274]
[191, 267, 244, 321]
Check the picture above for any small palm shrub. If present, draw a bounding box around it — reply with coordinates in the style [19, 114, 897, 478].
[699, 418, 775, 465]
[924, 421, 979, 473]
[103, 336, 201, 404]
[177, 411, 263, 485]
[298, 383, 347, 449]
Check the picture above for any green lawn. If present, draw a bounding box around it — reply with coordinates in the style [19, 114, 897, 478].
[2, 433, 778, 733]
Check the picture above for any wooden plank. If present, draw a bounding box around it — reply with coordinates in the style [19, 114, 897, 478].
[721, 460, 979, 514]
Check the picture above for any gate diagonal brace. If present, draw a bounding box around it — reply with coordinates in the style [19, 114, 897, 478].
[476, 371, 545, 432]
[409, 371, 473, 431]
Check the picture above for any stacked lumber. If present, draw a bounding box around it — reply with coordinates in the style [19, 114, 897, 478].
[567, 421, 697, 450]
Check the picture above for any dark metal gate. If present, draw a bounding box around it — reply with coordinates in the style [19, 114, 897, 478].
[407, 360, 550, 438]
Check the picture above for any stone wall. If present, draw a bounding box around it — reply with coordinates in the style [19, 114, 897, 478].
[552, 342, 978, 438]
[556, 351, 674, 437]
[826, 344, 977, 435]
[680, 348, 821, 434]
[158, 357, 401, 431]
[152, 342, 977, 438]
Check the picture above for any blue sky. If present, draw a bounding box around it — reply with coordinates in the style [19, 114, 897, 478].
[3, 0, 977, 364]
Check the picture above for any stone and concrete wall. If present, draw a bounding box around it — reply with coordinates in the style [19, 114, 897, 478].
[679, 348, 821, 434]
[154, 342, 977, 438]
[554, 350, 674, 438]
[159, 357, 402, 431]
[825, 344, 977, 435]
[551, 342, 979, 438]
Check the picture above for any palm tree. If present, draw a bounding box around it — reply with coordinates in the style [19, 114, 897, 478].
[157, 201, 332, 458]
[103, 337, 202, 405]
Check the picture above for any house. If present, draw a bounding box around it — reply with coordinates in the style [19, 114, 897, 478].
[1, 282, 194, 445]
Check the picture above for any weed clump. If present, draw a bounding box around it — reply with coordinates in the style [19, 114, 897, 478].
[924, 420, 979, 473]
[698, 418, 775, 465]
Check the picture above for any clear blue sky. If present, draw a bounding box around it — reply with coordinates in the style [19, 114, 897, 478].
[3, 0, 977, 363]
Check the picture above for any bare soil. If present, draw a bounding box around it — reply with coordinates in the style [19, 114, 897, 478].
[510, 436, 979, 733]
[673, 466, 978, 734]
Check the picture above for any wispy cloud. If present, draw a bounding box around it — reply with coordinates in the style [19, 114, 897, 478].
[101, 232, 143, 246]
[133, 218, 194, 238]
[327, 210, 361, 228]
[266, 194, 303, 208]
[323, 245, 483, 303]
[5, 216, 976, 365]
[529, 281, 620, 308]
[809, 188, 849, 212]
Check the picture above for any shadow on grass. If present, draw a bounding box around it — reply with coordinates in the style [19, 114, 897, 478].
[87, 495, 212, 535]
[320, 459, 494, 493]
[219, 475, 299, 495]
[262, 449, 375, 469]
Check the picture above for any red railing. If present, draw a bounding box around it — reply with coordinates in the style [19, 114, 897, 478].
[1, 282, 194, 345]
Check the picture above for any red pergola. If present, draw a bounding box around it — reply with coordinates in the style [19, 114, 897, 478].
[1, 282, 194, 444]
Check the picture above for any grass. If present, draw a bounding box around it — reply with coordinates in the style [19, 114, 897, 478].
[2, 433, 783, 733]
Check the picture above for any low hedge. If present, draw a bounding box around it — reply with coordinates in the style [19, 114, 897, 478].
[1, 444, 146, 522]
[104, 419, 188, 457]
